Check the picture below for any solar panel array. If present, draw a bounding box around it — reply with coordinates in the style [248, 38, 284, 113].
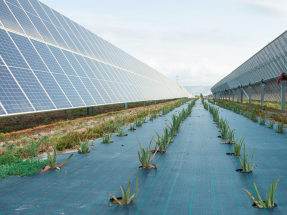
[0, 0, 189, 116]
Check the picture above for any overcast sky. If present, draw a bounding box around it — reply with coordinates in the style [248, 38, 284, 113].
[41, 0, 287, 88]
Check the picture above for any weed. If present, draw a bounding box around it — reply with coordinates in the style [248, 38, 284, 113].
[244, 178, 279, 208]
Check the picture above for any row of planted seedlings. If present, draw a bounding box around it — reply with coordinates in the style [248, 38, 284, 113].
[202, 99, 279, 209]
[210, 100, 285, 133]
[0, 99, 192, 179]
[108, 99, 196, 205]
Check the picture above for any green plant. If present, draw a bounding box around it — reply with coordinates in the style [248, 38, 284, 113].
[267, 120, 274, 129]
[219, 120, 229, 138]
[275, 122, 285, 133]
[135, 118, 142, 127]
[108, 176, 138, 205]
[40, 147, 73, 173]
[129, 123, 135, 130]
[239, 145, 255, 172]
[234, 135, 246, 156]
[259, 117, 266, 125]
[25, 139, 42, 157]
[102, 133, 113, 143]
[244, 178, 279, 208]
[137, 138, 157, 169]
[227, 128, 235, 143]
[76, 138, 92, 154]
[152, 130, 170, 153]
[117, 128, 125, 136]
[142, 117, 147, 123]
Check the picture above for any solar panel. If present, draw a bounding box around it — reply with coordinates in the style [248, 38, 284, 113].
[0, 0, 189, 116]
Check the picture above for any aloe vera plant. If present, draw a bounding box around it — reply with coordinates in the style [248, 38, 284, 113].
[152, 131, 170, 153]
[76, 138, 92, 154]
[102, 133, 113, 143]
[135, 118, 142, 127]
[276, 122, 285, 133]
[40, 147, 73, 173]
[219, 122, 229, 138]
[259, 117, 266, 125]
[117, 128, 125, 136]
[239, 145, 255, 172]
[222, 128, 235, 144]
[108, 176, 138, 205]
[267, 120, 274, 129]
[234, 135, 246, 156]
[129, 123, 135, 130]
[244, 178, 279, 208]
[137, 138, 158, 169]
[142, 117, 147, 123]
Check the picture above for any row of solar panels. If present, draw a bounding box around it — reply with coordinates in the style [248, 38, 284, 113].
[211, 30, 287, 93]
[0, 0, 189, 116]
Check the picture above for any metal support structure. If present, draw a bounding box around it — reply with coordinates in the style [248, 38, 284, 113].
[248, 86, 252, 104]
[229, 90, 230, 101]
[124, 103, 128, 109]
[281, 81, 286, 111]
[87, 107, 93, 116]
[237, 89, 241, 103]
[154, 100, 157, 104]
[143, 101, 146, 106]
[232, 90, 234, 101]
[240, 88, 243, 103]
[261, 83, 265, 106]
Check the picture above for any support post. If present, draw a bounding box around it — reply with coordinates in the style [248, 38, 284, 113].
[281, 80, 286, 111]
[87, 107, 93, 116]
[240, 88, 243, 103]
[232, 90, 234, 101]
[154, 100, 157, 104]
[237, 89, 240, 103]
[248, 86, 252, 104]
[124, 103, 128, 109]
[143, 101, 146, 106]
[229, 90, 230, 101]
[261, 83, 265, 107]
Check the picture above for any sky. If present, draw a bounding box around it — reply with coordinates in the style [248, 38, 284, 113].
[41, 0, 287, 88]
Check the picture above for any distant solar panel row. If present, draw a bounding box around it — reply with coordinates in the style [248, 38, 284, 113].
[0, 0, 188, 116]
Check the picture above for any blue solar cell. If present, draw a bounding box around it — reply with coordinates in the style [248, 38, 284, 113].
[0, 0, 24, 34]
[112, 82, 128, 102]
[33, 70, 71, 109]
[9, 32, 49, 71]
[67, 32, 87, 56]
[26, 12, 57, 45]
[91, 79, 112, 104]
[0, 105, 5, 115]
[62, 50, 87, 77]
[48, 45, 77, 76]
[9, 67, 55, 111]
[0, 65, 34, 114]
[51, 9, 72, 34]
[42, 20, 69, 49]
[6, 0, 21, 8]
[95, 80, 115, 103]
[52, 73, 85, 107]
[6, 2, 42, 40]
[74, 55, 96, 79]
[18, 0, 38, 17]
[80, 77, 105, 105]
[68, 76, 95, 106]
[29, 0, 51, 23]
[31, 39, 64, 74]
[74, 23, 90, 42]
[55, 27, 79, 52]
[88, 43, 103, 61]
[93, 61, 110, 81]
[0, 28, 29, 68]
[39, 1, 61, 28]
[0, 57, 4, 66]
[102, 64, 117, 82]
[61, 15, 81, 38]
[104, 81, 120, 103]
[77, 37, 94, 58]
[85, 58, 104, 79]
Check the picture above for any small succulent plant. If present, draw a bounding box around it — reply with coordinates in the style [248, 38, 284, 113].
[76, 138, 92, 154]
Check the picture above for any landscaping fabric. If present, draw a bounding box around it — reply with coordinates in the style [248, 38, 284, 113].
[0, 100, 286, 214]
